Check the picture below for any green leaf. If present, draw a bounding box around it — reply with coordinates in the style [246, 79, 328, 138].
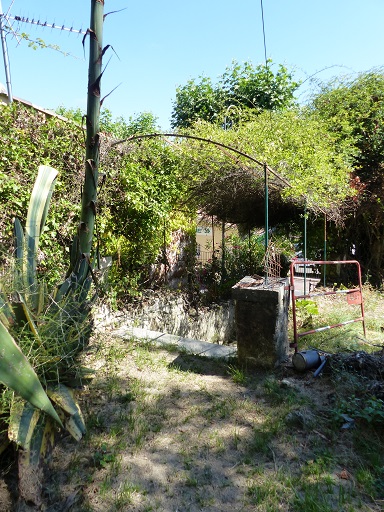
[24, 165, 58, 302]
[47, 384, 86, 440]
[0, 290, 15, 328]
[9, 399, 40, 449]
[10, 293, 43, 346]
[13, 217, 24, 265]
[0, 319, 63, 427]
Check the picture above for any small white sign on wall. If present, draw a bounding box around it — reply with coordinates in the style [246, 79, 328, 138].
[196, 226, 212, 236]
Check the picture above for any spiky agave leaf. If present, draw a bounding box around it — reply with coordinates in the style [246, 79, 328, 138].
[17, 412, 56, 507]
[13, 217, 24, 291]
[0, 320, 63, 427]
[24, 165, 58, 308]
[47, 383, 86, 441]
[0, 289, 14, 328]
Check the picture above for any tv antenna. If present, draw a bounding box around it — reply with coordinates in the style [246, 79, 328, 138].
[0, 1, 86, 103]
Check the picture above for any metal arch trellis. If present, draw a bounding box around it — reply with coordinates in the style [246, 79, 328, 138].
[111, 132, 291, 187]
[111, 132, 292, 282]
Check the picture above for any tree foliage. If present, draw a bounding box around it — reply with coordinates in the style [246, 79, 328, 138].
[0, 102, 84, 282]
[0, 103, 193, 302]
[171, 60, 300, 128]
[100, 129, 193, 299]
[311, 70, 384, 284]
[175, 110, 352, 228]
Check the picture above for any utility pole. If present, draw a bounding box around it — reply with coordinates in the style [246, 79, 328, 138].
[0, 0, 13, 102]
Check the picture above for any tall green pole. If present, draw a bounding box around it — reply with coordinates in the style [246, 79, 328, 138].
[304, 204, 307, 295]
[323, 213, 327, 286]
[78, 0, 104, 266]
[264, 163, 269, 283]
[221, 220, 226, 282]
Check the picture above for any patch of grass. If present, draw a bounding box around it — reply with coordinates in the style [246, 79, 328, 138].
[292, 285, 384, 354]
[232, 427, 241, 450]
[202, 397, 236, 420]
[196, 492, 215, 507]
[245, 468, 294, 510]
[105, 344, 127, 364]
[132, 340, 166, 371]
[227, 363, 247, 385]
[263, 376, 300, 406]
[113, 481, 144, 510]
[105, 374, 122, 399]
[86, 411, 106, 431]
[185, 475, 198, 487]
[208, 430, 226, 453]
[248, 412, 286, 457]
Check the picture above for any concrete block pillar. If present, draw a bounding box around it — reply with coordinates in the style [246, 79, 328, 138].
[232, 276, 290, 368]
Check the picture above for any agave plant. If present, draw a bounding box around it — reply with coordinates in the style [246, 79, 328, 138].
[0, 0, 106, 505]
[0, 165, 88, 504]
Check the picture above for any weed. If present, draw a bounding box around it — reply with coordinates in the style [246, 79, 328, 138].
[227, 363, 247, 385]
[355, 468, 376, 497]
[332, 395, 384, 427]
[118, 391, 136, 403]
[113, 481, 143, 510]
[93, 442, 116, 468]
[86, 412, 105, 431]
[246, 474, 290, 510]
[185, 475, 198, 487]
[202, 397, 236, 420]
[208, 430, 226, 453]
[99, 474, 113, 496]
[196, 493, 215, 507]
[232, 427, 241, 450]
[105, 374, 122, 399]
[105, 344, 127, 364]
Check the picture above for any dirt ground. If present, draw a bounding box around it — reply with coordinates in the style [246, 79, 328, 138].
[1, 326, 383, 511]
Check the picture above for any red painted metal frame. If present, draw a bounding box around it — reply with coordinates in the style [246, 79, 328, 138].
[290, 259, 366, 352]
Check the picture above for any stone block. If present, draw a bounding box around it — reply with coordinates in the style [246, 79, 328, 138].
[232, 276, 289, 368]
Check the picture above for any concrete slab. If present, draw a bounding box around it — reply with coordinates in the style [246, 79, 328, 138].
[111, 325, 237, 359]
[113, 326, 165, 341]
[198, 343, 237, 359]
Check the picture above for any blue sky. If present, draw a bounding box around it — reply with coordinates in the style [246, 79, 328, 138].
[1, 0, 383, 129]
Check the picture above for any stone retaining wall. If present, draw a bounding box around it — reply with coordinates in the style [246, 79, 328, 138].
[94, 293, 235, 345]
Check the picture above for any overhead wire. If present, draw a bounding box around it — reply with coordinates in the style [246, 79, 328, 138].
[260, 0, 268, 67]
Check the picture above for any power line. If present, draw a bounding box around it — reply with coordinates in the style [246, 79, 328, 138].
[260, 0, 268, 67]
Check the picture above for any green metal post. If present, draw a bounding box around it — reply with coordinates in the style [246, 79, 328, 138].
[304, 205, 307, 295]
[264, 163, 269, 283]
[221, 220, 226, 281]
[323, 214, 327, 286]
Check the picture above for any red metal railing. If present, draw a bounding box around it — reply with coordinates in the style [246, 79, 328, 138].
[290, 259, 366, 352]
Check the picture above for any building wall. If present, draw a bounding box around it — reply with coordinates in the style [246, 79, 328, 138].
[196, 217, 237, 263]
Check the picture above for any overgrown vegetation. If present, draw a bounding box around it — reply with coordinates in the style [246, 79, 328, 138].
[0, 102, 83, 284]
[2, 19, 384, 508]
[310, 71, 384, 285]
